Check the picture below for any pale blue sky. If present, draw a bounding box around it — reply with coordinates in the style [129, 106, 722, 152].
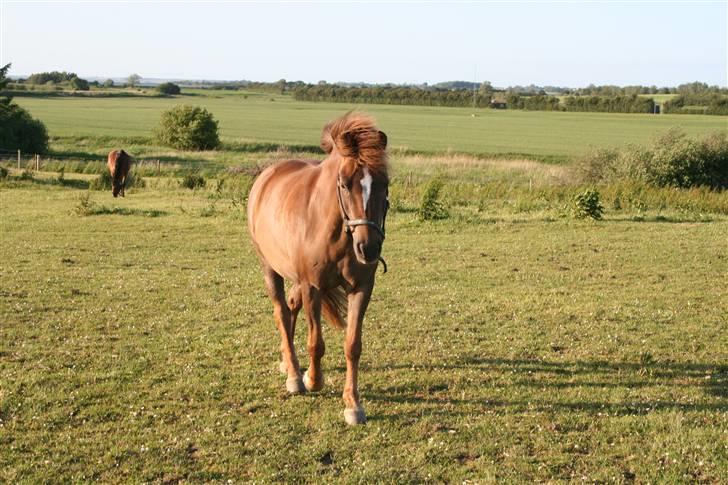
[1, 1, 726, 87]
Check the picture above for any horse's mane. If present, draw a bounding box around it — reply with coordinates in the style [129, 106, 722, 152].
[321, 112, 388, 177]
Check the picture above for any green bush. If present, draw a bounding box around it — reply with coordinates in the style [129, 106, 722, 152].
[0, 166, 8, 179]
[418, 177, 449, 220]
[572, 188, 604, 220]
[181, 173, 206, 189]
[70, 77, 90, 91]
[575, 129, 728, 189]
[155, 105, 219, 151]
[157, 82, 181, 95]
[0, 103, 49, 154]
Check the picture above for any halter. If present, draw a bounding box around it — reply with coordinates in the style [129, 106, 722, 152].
[336, 174, 389, 272]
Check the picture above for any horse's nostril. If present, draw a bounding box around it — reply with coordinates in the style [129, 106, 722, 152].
[362, 243, 380, 262]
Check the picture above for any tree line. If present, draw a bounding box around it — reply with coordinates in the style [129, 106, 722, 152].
[293, 84, 493, 107]
[663, 93, 728, 115]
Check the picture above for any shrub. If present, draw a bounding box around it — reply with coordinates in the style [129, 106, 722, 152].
[572, 188, 604, 220]
[648, 129, 728, 189]
[157, 82, 181, 95]
[155, 105, 219, 150]
[418, 177, 449, 220]
[574, 129, 728, 189]
[0, 103, 49, 153]
[74, 193, 96, 216]
[181, 173, 206, 189]
[0, 166, 8, 178]
[70, 77, 90, 91]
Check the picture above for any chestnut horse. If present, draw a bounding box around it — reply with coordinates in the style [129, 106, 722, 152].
[107, 149, 132, 197]
[247, 113, 389, 425]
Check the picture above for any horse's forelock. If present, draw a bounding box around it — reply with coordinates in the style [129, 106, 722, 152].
[322, 113, 388, 178]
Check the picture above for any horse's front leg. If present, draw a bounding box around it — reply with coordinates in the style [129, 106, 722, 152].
[343, 284, 373, 425]
[302, 285, 325, 392]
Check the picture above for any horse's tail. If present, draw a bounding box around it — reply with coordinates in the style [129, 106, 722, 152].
[321, 286, 347, 330]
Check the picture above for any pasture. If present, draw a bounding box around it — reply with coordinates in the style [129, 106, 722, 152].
[12, 90, 727, 163]
[2, 91, 727, 482]
[1, 166, 727, 482]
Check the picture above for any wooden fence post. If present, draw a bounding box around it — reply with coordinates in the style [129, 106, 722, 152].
[35, 154, 40, 171]
[17, 149, 21, 170]
[157, 159, 160, 175]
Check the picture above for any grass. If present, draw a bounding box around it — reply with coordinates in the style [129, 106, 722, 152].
[1, 169, 727, 482]
[12, 89, 727, 164]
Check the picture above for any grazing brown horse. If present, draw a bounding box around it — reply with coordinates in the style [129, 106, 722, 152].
[247, 113, 389, 425]
[107, 149, 132, 197]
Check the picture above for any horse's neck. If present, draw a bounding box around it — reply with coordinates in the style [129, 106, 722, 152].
[311, 157, 346, 238]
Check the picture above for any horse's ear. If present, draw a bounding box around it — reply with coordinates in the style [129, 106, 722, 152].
[378, 130, 387, 150]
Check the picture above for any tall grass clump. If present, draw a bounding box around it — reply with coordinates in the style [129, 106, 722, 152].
[575, 129, 728, 189]
[181, 173, 206, 190]
[418, 177, 449, 220]
[89, 170, 145, 191]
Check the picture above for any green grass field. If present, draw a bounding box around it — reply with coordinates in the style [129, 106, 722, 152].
[1, 171, 726, 482]
[2, 92, 727, 482]
[12, 90, 727, 162]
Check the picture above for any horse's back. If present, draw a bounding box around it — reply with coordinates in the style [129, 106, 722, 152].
[248, 159, 320, 226]
[107, 150, 131, 176]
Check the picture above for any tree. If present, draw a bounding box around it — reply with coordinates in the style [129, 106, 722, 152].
[127, 73, 141, 88]
[275, 78, 286, 94]
[155, 105, 219, 150]
[103, 79, 115, 88]
[479, 81, 493, 95]
[70, 77, 90, 91]
[0, 63, 11, 104]
[157, 82, 181, 95]
[0, 63, 49, 153]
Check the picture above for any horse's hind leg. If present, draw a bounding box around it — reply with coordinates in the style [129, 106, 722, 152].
[301, 285, 325, 392]
[262, 266, 305, 394]
[279, 284, 302, 374]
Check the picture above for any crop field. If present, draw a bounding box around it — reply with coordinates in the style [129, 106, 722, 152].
[12, 90, 727, 163]
[1, 164, 727, 482]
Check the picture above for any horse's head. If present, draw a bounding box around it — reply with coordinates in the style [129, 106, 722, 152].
[335, 132, 389, 266]
[112, 179, 122, 197]
[322, 113, 389, 266]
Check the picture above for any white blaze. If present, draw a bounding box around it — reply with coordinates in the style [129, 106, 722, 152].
[360, 167, 373, 210]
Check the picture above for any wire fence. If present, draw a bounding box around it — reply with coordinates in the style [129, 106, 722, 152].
[0, 147, 228, 174]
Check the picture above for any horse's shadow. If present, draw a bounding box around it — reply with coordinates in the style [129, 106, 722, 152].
[346, 357, 727, 422]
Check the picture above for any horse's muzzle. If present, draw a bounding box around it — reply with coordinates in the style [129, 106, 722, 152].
[356, 241, 381, 265]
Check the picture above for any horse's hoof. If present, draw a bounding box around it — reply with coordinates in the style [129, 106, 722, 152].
[303, 370, 324, 392]
[285, 375, 306, 394]
[279, 361, 287, 374]
[344, 407, 367, 425]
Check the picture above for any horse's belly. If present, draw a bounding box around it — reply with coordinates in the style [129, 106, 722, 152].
[254, 216, 298, 281]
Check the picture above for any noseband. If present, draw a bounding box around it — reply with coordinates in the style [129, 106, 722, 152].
[336, 174, 389, 272]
